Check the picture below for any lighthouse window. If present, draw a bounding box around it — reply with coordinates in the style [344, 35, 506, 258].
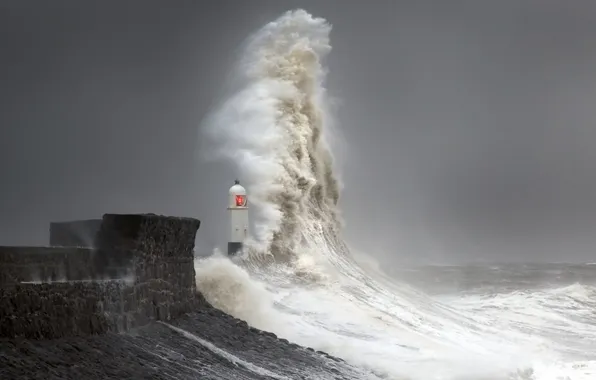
[235, 195, 246, 207]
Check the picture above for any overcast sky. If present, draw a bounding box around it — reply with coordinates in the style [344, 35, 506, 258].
[1, 1, 596, 264]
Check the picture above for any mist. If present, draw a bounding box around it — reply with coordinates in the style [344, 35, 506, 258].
[1, 0, 596, 265]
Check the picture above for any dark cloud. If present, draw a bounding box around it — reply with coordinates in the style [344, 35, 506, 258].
[1, 1, 595, 263]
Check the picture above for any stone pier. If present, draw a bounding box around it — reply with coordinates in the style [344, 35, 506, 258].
[0, 213, 202, 340]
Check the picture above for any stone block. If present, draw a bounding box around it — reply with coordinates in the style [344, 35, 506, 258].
[93, 213, 200, 282]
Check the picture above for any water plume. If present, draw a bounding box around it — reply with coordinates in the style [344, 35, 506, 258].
[203, 10, 344, 265]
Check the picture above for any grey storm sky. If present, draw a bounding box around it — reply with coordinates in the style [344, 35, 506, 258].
[1, 1, 596, 264]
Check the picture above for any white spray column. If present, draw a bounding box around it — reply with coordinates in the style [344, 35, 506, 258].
[227, 179, 249, 255]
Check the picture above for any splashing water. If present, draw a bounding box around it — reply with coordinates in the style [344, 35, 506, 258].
[204, 9, 344, 267]
[199, 9, 596, 380]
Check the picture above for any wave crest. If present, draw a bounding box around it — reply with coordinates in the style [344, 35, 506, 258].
[204, 9, 344, 265]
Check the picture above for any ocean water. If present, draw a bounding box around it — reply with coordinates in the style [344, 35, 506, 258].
[198, 9, 596, 380]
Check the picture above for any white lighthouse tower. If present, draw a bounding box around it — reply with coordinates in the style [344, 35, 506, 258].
[227, 179, 249, 255]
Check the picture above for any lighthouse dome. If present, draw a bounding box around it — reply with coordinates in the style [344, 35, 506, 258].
[229, 179, 246, 196]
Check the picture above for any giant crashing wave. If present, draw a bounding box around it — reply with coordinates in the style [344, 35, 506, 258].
[0, 9, 374, 380]
[202, 8, 345, 265]
[198, 9, 596, 380]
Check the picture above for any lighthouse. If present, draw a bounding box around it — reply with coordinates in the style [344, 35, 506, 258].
[227, 179, 249, 256]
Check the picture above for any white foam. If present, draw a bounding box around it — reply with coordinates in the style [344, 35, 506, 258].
[194, 252, 282, 333]
[197, 8, 596, 380]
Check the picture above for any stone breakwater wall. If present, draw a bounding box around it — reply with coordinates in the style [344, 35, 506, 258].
[0, 246, 95, 284]
[0, 214, 202, 340]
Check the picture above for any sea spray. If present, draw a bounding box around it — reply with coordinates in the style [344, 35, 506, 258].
[203, 9, 344, 265]
[193, 251, 280, 332]
[195, 9, 596, 380]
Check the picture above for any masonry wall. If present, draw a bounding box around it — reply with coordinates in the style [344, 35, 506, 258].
[0, 282, 113, 339]
[93, 214, 202, 322]
[0, 246, 95, 286]
[0, 213, 202, 340]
